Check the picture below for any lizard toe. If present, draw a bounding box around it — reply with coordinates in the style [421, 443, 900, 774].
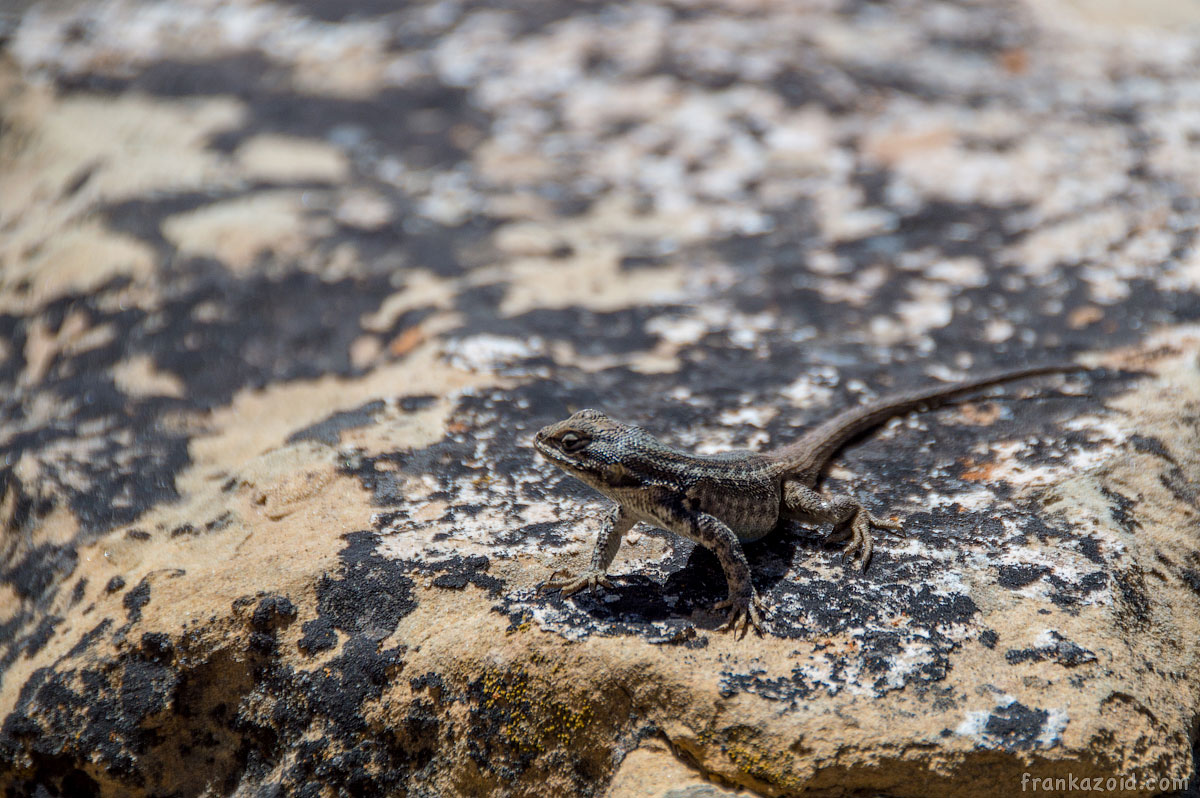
[872, 514, 905, 535]
[714, 593, 766, 637]
[544, 569, 611, 597]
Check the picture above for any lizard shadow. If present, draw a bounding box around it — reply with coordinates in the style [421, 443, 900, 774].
[557, 523, 841, 630]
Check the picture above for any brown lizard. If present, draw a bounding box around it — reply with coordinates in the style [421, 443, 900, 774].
[534, 363, 1081, 637]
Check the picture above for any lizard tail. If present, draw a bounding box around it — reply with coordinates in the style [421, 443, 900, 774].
[770, 362, 1083, 480]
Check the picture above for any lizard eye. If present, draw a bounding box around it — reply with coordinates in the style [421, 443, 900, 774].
[559, 432, 588, 452]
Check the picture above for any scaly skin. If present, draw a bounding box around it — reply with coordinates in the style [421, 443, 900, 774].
[535, 363, 1081, 637]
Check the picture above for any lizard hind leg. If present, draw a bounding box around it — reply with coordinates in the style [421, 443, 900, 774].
[782, 480, 903, 571]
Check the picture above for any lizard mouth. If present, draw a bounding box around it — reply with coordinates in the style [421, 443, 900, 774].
[534, 439, 569, 466]
[534, 435, 584, 472]
[533, 434, 563, 461]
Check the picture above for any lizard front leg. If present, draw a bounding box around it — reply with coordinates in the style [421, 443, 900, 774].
[781, 480, 902, 571]
[543, 504, 635, 596]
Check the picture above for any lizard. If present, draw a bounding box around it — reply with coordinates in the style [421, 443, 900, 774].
[534, 363, 1081, 637]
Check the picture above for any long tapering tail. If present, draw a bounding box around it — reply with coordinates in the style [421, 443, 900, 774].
[771, 362, 1083, 481]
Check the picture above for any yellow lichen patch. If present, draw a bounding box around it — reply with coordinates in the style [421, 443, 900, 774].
[477, 665, 595, 753]
[162, 190, 330, 273]
[234, 134, 350, 184]
[717, 726, 807, 792]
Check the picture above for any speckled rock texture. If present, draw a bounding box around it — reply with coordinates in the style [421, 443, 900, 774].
[2, 1, 1200, 796]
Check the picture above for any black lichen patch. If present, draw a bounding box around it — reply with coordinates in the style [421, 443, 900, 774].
[997, 564, 1049, 589]
[1100, 487, 1141, 534]
[1128, 433, 1175, 463]
[3, 544, 78, 603]
[0, 535, 420, 796]
[250, 595, 298, 632]
[87, 53, 486, 173]
[142, 266, 395, 406]
[66, 619, 113, 659]
[122, 578, 151, 623]
[979, 702, 1052, 751]
[1112, 566, 1153, 630]
[139, 632, 174, 664]
[20, 616, 61, 660]
[1, 649, 179, 787]
[720, 668, 814, 702]
[398, 394, 437, 412]
[298, 531, 416, 656]
[463, 305, 665, 358]
[426, 555, 503, 594]
[1046, 570, 1108, 612]
[287, 400, 386, 446]
[1005, 632, 1097, 668]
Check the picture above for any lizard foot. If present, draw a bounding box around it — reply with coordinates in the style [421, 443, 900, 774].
[713, 592, 766, 639]
[838, 510, 903, 572]
[541, 568, 613, 597]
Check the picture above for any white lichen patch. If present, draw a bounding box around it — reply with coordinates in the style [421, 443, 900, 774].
[717, 406, 777, 429]
[442, 334, 546, 374]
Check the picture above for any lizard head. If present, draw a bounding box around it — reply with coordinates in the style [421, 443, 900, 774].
[534, 409, 645, 491]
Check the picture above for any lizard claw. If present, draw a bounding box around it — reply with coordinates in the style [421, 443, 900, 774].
[542, 568, 613, 597]
[872, 513, 905, 536]
[838, 509, 903, 572]
[713, 592, 766, 639]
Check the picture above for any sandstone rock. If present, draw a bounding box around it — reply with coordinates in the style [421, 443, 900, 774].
[3, 1, 1200, 797]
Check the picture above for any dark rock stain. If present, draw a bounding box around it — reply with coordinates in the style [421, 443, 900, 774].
[287, 400, 385, 446]
[122, 578, 151, 623]
[298, 531, 416, 656]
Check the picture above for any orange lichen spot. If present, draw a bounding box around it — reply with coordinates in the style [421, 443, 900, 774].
[960, 458, 999, 481]
[999, 48, 1029, 75]
[389, 325, 425, 357]
[959, 402, 1002, 425]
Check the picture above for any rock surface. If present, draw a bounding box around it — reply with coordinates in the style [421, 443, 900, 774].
[3, 0, 1200, 796]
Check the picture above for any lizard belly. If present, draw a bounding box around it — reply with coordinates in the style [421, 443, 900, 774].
[696, 483, 779, 542]
[612, 481, 778, 544]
